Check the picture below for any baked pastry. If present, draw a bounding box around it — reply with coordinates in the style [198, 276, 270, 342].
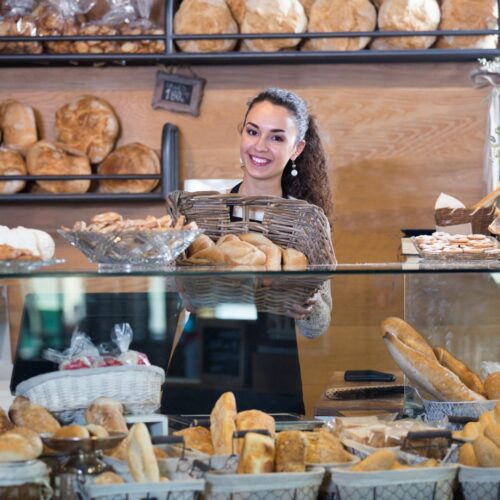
[55, 95, 120, 163]
[304, 431, 351, 463]
[371, 0, 440, 50]
[282, 247, 308, 270]
[459, 442, 479, 466]
[53, 425, 90, 439]
[210, 392, 237, 455]
[189, 234, 215, 256]
[235, 410, 275, 453]
[94, 471, 124, 484]
[303, 0, 376, 51]
[237, 432, 275, 474]
[275, 430, 306, 472]
[98, 143, 160, 193]
[473, 435, 500, 467]
[0, 431, 42, 462]
[484, 372, 500, 400]
[9, 396, 61, 434]
[437, 0, 498, 49]
[127, 423, 160, 483]
[174, 0, 238, 53]
[0, 14, 42, 55]
[26, 140, 91, 194]
[118, 23, 165, 54]
[434, 347, 486, 396]
[0, 148, 26, 194]
[8, 426, 43, 457]
[85, 397, 128, 433]
[0, 100, 38, 154]
[241, 0, 307, 52]
[85, 424, 109, 438]
[217, 234, 241, 245]
[0, 227, 55, 260]
[173, 426, 214, 455]
[238, 233, 274, 247]
[351, 449, 398, 472]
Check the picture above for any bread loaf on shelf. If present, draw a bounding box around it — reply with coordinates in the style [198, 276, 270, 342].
[85, 397, 128, 433]
[351, 449, 398, 472]
[210, 392, 237, 455]
[0, 148, 27, 194]
[235, 410, 276, 453]
[9, 396, 61, 434]
[0, 100, 38, 155]
[484, 372, 500, 400]
[127, 423, 160, 483]
[237, 432, 275, 474]
[275, 430, 306, 472]
[173, 426, 214, 455]
[0, 430, 42, 462]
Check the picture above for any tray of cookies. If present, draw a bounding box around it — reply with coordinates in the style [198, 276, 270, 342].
[412, 233, 500, 260]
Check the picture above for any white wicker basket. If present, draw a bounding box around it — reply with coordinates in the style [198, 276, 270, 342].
[459, 466, 500, 500]
[15, 365, 165, 415]
[420, 396, 497, 422]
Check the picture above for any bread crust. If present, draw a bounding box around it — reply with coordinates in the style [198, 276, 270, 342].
[473, 435, 500, 467]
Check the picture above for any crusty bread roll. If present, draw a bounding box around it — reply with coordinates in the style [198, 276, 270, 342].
[484, 423, 500, 448]
[127, 423, 160, 483]
[303, 0, 376, 51]
[275, 430, 306, 472]
[0, 407, 13, 434]
[434, 347, 486, 397]
[85, 397, 128, 433]
[351, 449, 397, 472]
[437, 0, 498, 49]
[383, 330, 486, 401]
[210, 392, 237, 455]
[304, 431, 351, 464]
[174, 0, 238, 52]
[188, 246, 227, 265]
[0, 431, 42, 462]
[235, 410, 275, 453]
[9, 396, 61, 434]
[484, 372, 500, 400]
[189, 234, 215, 256]
[282, 247, 308, 270]
[238, 233, 275, 247]
[237, 432, 275, 474]
[26, 140, 91, 194]
[53, 425, 90, 439]
[8, 426, 43, 457]
[219, 240, 267, 266]
[173, 426, 214, 455]
[380, 317, 436, 359]
[217, 234, 241, 245]
[459, 442, 479, 466]
[55, 95, 120, 163]
[94, 471, 124, 484]
[473, 435, 500, 467]
[241, 0, 307, 52]
[98, 143, 160, 194]
[458, 421, 484, 441]
[371, 0, 440, 50]
[0, 148, 26, 194]
[0, 100, 38, 154]
[259, 244, 282, 271]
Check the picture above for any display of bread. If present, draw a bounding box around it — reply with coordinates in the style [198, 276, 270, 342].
[174, 0, 238, 52]
[64, 211, 197, 233]
[371, 0, 441, 50]
[303, 0, 376, 52]
[187, 232, 309, 269]
[414, 232, 500, 258]
[8, 396, 61, 434]
[241, 0, 307, 52]
[173, 426, 214, 455]
[55, 96, 120, 164]
[97, 143, 160, 193]
[0, 100, 38, 154]
[437, 0, 499, 49]
[381, 317, 487, 401]
[0, 148, 27, 194]
[0, 226, 55, 261]
[26, 140, 91, 194]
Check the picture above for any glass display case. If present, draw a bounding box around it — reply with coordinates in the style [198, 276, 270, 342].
[0, 262, 499, 419]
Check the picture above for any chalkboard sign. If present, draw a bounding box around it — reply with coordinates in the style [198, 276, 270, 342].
[152, 70, 206, 116]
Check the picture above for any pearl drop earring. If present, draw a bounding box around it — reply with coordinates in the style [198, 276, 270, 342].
[291, 159, 298, 177]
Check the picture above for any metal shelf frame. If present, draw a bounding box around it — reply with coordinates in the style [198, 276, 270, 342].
[1, 0, 500, 65]
[0, 123, 179, 202]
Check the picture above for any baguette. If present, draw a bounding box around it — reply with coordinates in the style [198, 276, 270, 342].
[383, 332, 485, 401]
[210, 392, 237, 455]
[434, 347, 486, 397]
[127, 423, 160, 483]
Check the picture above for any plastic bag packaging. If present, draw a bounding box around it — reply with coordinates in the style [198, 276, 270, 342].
[111, 322, 150, 365]
[33, 0, 95, 54]
[0, 0, 42, 54]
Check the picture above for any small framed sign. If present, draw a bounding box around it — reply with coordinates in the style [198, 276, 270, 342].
[152, 70, 206, 116]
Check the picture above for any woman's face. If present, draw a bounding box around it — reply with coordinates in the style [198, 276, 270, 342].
[240, 100, 304, 182]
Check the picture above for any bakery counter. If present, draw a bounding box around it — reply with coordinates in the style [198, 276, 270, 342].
[0, 263, 499, 417]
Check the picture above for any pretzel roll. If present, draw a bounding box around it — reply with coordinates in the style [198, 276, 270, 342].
[380, 317, 436, 359]
[383, 332, 486, 401]
[434, 347, 486, 397]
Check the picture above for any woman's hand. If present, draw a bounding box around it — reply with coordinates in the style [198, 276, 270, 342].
[286, 292, 319, 320]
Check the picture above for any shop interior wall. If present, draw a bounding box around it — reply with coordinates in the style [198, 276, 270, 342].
[0, 62, 490, 414]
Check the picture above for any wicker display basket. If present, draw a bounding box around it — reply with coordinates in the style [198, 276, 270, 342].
[15, 365, 165, 416]
[458, 466, 500, 500]
[167, 191, 335, 315]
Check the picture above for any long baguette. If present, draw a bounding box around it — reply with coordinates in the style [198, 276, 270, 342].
[383, 332, 485, 402]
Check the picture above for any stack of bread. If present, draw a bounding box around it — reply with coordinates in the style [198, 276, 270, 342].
[0, 96, 160, 195]
[380, 317, 497, 402]
[0, 226, 55, 261]
[186, 232, 309, 269]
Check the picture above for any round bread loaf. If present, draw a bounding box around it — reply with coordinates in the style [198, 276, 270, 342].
[241, 0, 307, 52]
[9, 396, 61, 434]
[174, 0, 238, 53]
[371, 0, 440, 50]
[0, 100, 38, 154]
[55, 95, 120, 163]
[0, 432, 41, 462]
[97, 143, 160, 194]
[484, 372, 500, 400]
[437, 0, 498, 49]
[0, 148, 26, 194]
[303, 0, 376, 51]
[26, 140, 91, 194]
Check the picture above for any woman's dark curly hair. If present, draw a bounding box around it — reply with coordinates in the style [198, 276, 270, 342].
[243, 88, 333, 223]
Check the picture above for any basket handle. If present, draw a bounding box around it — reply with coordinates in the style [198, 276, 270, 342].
[471, 186, 500, 213]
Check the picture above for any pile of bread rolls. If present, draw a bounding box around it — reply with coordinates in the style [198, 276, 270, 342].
[0, 97, 160, 195]
[186, 232, 309, 269]
[381, 317, 498, 402]
[0, 225, 55, 261]
[173, 0, 498, 53]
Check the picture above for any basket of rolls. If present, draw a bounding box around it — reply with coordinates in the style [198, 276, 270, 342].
[380, 317, 498, 422]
